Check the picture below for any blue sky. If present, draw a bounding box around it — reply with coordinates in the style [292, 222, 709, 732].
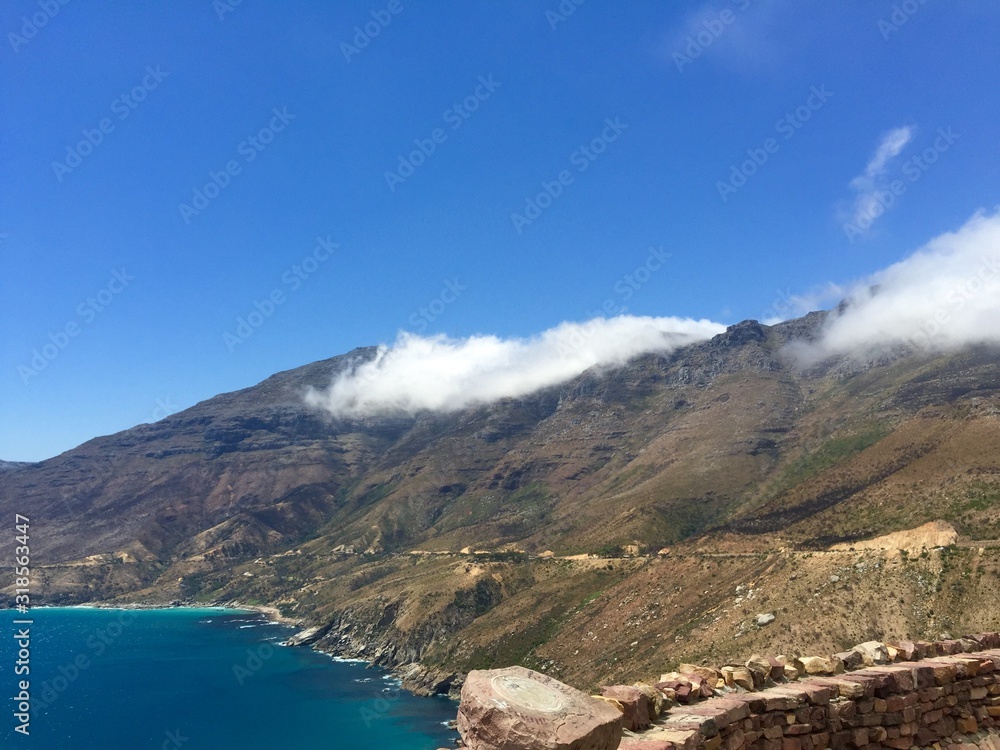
[3, 0, 999, 461]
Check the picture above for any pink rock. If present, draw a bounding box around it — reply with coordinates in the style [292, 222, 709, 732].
[600, 685, 651, 731]
[619, 740, 675, 750]
[457, 666, 623, 750]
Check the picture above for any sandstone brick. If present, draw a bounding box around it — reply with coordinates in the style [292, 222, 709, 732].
[876, 666, 916, 693]
[922, 709, 944, 725]
[809, 678, 867, 700]
[659, 713, 718, 738]
[833, 701, 858, 720]
[880, 736, 912, 749]
[797, 683, 835, 706]
[954, 715, 977, 734]
[840, 674, 882, 698]
[725, 728, 746, 750]
[830, 729, 852, 749]
[601, 685, 651, 731]
[837, 651, 865, 671]
[913, 667, 938, 690]
[764, 692, 804, 712]
[954, 658, 981, 677]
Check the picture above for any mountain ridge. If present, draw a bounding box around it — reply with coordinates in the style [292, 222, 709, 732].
[3, 310, 1000, 691]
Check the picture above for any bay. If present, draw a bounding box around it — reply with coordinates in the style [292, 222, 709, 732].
[0, 608, 459, 749]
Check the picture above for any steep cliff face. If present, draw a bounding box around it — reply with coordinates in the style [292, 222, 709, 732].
[3, 313, 1000, 688]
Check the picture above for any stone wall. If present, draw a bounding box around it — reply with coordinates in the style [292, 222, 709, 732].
[455, 633, 1000, 750]
[631, 634, 1000, 750]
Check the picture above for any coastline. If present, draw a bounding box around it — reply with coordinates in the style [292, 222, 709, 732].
[1, 600, 302, 627]
[2, 600, 458, 704]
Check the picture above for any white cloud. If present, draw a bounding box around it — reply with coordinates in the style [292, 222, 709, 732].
[855, 126, 913, 183]
[305, 315, 727, 418]
[665, 0, 800, 73]
[843, 126, 914, 233]
[795, 209, 1000, 360]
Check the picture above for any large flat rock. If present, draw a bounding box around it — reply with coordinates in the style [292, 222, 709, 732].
[458, 666, 623, 750]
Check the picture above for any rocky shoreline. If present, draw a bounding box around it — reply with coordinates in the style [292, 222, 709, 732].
[79, 596, 464, 700]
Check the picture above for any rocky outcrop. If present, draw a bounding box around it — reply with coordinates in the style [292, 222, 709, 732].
[600, 686, 651, 731]
[283, 625, 327, 646]
[831, 521, 960, 553]
[399, 663, 462, 697]
[458, 666, 623, 750]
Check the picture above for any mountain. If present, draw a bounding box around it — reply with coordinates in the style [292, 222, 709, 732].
[4, 311, 1000, 692]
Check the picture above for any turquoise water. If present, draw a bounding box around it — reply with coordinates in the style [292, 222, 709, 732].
[0, 608, 459, 749]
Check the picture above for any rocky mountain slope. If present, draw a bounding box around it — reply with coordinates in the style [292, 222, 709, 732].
[3, 310, 999, 691]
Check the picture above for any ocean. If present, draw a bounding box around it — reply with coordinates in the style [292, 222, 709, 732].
[0, 607, 459, 749]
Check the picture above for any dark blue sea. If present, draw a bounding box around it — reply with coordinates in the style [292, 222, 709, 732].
[0, 607, 459, 749]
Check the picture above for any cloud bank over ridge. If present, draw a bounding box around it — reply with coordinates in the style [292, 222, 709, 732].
[801, 209, 1000, 360]
[306, 211, 1000, 419]
[305, 315, 727, 418]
